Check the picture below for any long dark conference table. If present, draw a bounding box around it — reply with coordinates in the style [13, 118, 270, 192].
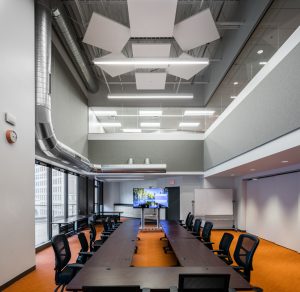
[67, 219, 251, 291]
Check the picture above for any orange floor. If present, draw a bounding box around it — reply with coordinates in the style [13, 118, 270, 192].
[4, 226, 300, 291]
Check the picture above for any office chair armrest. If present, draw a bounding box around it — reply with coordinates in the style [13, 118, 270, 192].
[232, 265, 245, 271]
[67, 263, 84, 271]
[212, 249, 224, 253]
[102, 231, 111, 235]
[79, 252, 94, 257]
[203, 241, 214, 245]
[169, 286, 178, 292]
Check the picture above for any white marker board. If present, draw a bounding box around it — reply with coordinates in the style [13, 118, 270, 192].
[194, 189, 233, 215]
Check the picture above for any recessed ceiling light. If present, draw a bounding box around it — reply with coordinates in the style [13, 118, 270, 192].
[94, 57, 209, 66]
[230, 96, 237, 99]
[179, 122, 200, 127]
[257, 49, 263, 55]
[140, 122, 160, 127]
[281, 160, 289, 163]
[184, 110, 215, 116]
[259, 61, 267, 65]
[99, 122, 122, 127]
[250, 168, 256, 171]
[139, 110, 162, 116]
[94, 110, 117, 116]
[122, 128, 142, 133]
[233, 81, 239, 85]
[107, 94, 193, 99]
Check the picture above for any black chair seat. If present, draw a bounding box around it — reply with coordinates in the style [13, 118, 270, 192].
[57, 263, 83, 284]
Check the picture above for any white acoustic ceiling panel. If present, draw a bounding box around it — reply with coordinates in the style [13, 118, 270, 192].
[83, 12, 130, 53]
[128, 0, 177, 37]
[174, 9, 220, 51]
[167, 53, 209, 80]
[95, 53, 135, 77]
[135, 72, 167, 90]
[132, 43, 171, 57]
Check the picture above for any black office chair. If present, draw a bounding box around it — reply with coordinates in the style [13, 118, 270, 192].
[51, 234, 83, 292]
[231, 234, 260, 282]
[180, 212, 191, 226]
[77, 232, 94, 264]
[212, 233, 234, 265]
[82, 286, 150, 292]
[89, 223, 105, 251]
[190, 218, 202, 236]
[196, 221, 214, 250]
[169, 273, 233, 292]
[184, 214, 194, 231]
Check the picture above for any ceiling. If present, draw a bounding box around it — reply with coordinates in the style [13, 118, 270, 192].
[60, 0, 300, 136]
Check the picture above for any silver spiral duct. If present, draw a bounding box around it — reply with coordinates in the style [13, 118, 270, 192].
[52, 7, 98, 93]
[35, 0, 166, 173]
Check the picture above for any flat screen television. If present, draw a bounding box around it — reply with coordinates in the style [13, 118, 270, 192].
[133, 187, 168, 208]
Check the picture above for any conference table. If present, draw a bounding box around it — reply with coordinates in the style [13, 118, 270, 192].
[67, 219, 251, 291]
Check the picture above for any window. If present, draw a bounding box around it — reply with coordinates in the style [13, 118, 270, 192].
[94, 180, 99, 213]
[34, 164, 49, 246]
[68, 174, 78, 216]
[52, 169, 65, 236]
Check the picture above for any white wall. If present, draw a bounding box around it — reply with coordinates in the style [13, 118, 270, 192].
[118, 176, 235, 220]
[0, 0, 35, 286]
[246, 172, 300, 252]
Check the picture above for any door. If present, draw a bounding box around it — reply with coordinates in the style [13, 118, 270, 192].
[166, 187, 180, 221]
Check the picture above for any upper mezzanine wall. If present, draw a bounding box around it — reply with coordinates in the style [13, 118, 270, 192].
[204, 27, 300, 171]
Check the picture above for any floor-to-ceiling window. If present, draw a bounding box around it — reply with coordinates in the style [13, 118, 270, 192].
[34, 164, 49, 246]
[68, 174, 78, 216]
[52, 169, 66, 236]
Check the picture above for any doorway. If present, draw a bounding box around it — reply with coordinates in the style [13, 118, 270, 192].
[166, 187, 180, 221]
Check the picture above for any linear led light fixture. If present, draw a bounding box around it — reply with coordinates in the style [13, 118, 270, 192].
[99, 122, 122, 127]
[94, 57, 209, 66]
[122, 129, 142, 133]
[139, 110, 162, 116]
[184, 110, 215, 116]
[140, 122, 160, 127]
[108, 94, 193, 100]
[94, 110, 117, 116]
[259, 61, 267, 65]
[179, 122, 200, 127]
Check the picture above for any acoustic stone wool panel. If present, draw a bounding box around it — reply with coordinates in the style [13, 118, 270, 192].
[83, 12, 130, 53]
[167, 53, 209, 80]
[174, 9, 220, 51]
[132, 43, 171, 58]
[135, 72, 167, 90]
[128, 0, 177, 37]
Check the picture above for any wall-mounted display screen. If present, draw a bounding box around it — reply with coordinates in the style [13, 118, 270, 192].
[133, 187, 168, 208]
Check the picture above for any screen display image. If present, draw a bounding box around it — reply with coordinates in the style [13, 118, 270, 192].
[133, 187, 168, 208]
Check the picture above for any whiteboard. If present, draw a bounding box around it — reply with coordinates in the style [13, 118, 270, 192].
[194, 189, 233, 215]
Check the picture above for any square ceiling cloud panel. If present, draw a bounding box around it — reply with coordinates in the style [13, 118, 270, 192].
[135, 72, 167, 90]
[167, 53, 209, 80]
[95, 53, 135, 77]
[132, 44, 171, 57]
[83, 12, 130, 53]
[174, 8, 220, 51]
[128, 0, 177, 37]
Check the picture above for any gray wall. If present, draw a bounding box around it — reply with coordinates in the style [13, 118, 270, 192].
[51, 48, 89, 157]
[204, 41, 300, 170]
[89, 140, 203, 171]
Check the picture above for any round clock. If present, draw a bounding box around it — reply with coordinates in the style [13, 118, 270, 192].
[6, 130, 17, 144]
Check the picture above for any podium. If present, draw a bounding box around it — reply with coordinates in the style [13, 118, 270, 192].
[140, 205, 162, 231]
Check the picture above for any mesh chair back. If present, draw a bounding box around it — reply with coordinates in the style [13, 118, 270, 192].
[51, 234, 71, 272]
[192, 218, 202, 234]
[219, 233, 234, 255]
[178, 274, 230, 291]
[78, 232, 89, 252]
[202, 221, 213, 242]
[82, 286, 140, 292]
[233, 234, 259, 281]
[187, 215, 194, 230]
[89, 223, 97, 242]
[185, 212, 191, 225]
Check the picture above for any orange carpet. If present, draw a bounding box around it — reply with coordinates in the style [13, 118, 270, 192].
[4, 227, 300, 291]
